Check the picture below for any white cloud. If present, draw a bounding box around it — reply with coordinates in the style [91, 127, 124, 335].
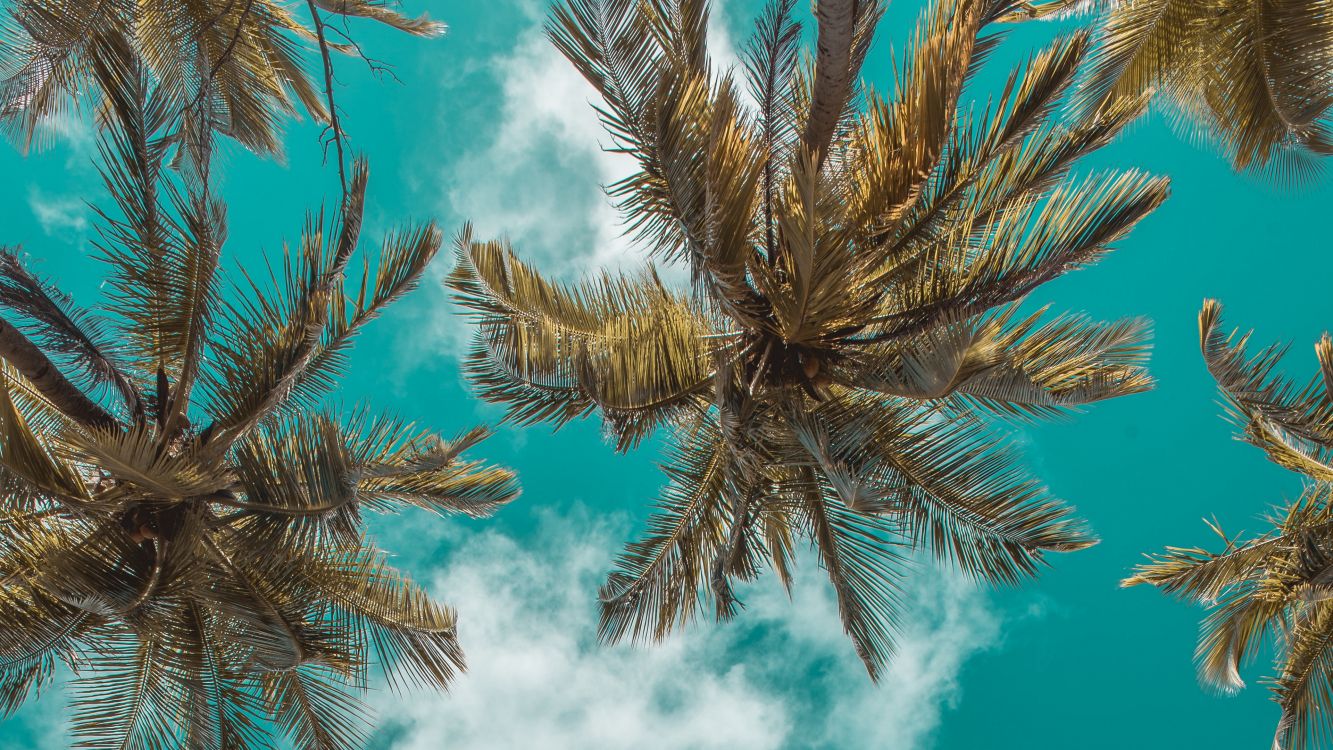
[445, 4, 740, 274]
[27, 187, 89, 237]
[410, 6, 743, 363]
[32, 105, 96, 157]
[374, 507, 1001, 750]
[444, 30, 637, 275]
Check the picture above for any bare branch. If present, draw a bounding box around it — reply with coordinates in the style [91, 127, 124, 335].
[305, 0, 349, 200]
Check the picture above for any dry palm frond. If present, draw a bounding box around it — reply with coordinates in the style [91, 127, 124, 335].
[1126, 301, 1333, 750]
[1010, 0, 1333, 178]
[0, 0, 444, 165]
[0, 68, 518, 749]
[451, 0, 1165, 680]
[1127, 488, 1333, 750]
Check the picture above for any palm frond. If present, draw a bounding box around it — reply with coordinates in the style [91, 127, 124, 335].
[177, 600, 272, 750]
[0, 587, 88, 717]
[203, 160, 372, 452]
[450, 233, 715, 451]
[872, 170, 1168, 344]
[1070, 0, 1333, 176]
[1200, 300, 1333, 456]
[1128, 486, 1333, 744]
[0, 248, 140, 416]
[547, 0, 751, 275]
[880, 89, 1150, 281]
[228, 412, 364, 550]
[457, 0, 1162, 685]
[351, 419, 520, 518]
[62, 423, 225, 502]
[1, 0, 444, 159]
[599, 417, 733, 643]
[1192, 0, 1333, 174]
[793, 394, 1094, 584]
[743, 0, 802, 260]
[0, 0, 110, 150]
[263, 665, 370, 750]
[843, 0, 987, 232]
[952, 307, 1153, 416]
[1273, 602, 1333, 750]
[313, 0, 446, 37]
[69, 627, 184, 750]
[0, 369, 88, 500]
[93, 38, 225, 390]
[299, 542, 465, 692]
[798, 467, 908, 681]
[290, 222, 443, 411]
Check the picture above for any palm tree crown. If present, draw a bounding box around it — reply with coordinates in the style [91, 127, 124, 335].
[0, 0, 443, 158]
[449, 0, 1168, 679]
[0, 52, 518, 749]
[1009, 0, 1333, 176]
[1127, 300, 1333, 750]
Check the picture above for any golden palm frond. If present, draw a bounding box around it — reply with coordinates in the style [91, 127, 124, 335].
[1126, 303, 1333, 749]
[1127, 489, 1333, 750]
[0, 67, 518, 749]
[450, 230, 716, 451]
[598, 416, 733, 643]
[451, 0, 1164, 680]
[1012, 0, 1333, 177]
[0, 0, 443, 161]
[1200, 299, 1333, 477]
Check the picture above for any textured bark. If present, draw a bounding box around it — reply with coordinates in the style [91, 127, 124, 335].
[803, 0, 859, 170]
[0, 318, 116, 429]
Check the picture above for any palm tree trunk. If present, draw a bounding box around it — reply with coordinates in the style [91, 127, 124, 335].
[803, 0, 859, 170]
[0, 318, 116, 429]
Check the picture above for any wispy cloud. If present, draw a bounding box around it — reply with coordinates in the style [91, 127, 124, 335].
[24, 107, 98, 242]
[373, 507, 1001, 750]
[31, 108, 96, 166]
[27, 187, 89, 238]
[444, 5, 739, 274]
[444, 30, 638, 275]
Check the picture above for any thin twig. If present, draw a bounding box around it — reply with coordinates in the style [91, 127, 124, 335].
[324, 23, 402, 83]
[305, 0, 349, 201]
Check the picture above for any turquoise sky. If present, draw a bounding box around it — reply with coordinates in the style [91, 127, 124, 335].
[4, 1, 1333, 748]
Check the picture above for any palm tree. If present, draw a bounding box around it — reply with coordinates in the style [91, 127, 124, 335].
[1006, 0, 1333, 177]
[448, 0, 1167, 679]
[1126, 300, 1333, 750]
[0, 45, 518, 749]
[0, 0, 443, 162]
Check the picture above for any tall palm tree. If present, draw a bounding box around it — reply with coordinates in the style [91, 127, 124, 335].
[0, 45, 518, 749]
[0, 0, 443, 161]
[449, 0, 1167, 679]
[1127, 300, 1333, 750]
[1007, 0, 1333, 177]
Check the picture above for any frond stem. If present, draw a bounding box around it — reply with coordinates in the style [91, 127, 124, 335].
[0, 318, 117, 430]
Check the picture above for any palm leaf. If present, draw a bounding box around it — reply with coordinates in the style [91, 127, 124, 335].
[599, 417, 733, 643]
[450, 232, 715, 450]
[798, 468, 909, 682]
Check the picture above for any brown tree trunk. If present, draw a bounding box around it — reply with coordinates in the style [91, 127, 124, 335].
[0, 318, 117, 430]
[803, 0, 859, 170]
